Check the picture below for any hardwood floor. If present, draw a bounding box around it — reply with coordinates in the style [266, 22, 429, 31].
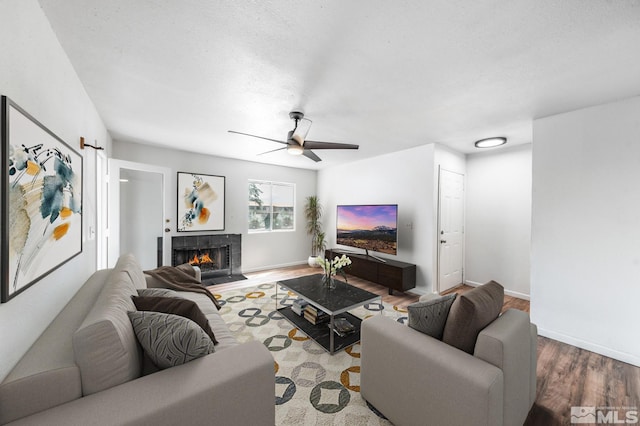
[212, 265, 640, 426]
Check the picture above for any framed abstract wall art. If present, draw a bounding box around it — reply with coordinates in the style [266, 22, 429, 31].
[177, 172, 225, 232]
[1, 96, 83, 303]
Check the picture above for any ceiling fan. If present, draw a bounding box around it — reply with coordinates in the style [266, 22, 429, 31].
[228, 111, 359, 162]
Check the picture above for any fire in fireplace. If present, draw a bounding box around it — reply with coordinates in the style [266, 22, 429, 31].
[173, 246, 230, 278]
[189, 252, 214, 267]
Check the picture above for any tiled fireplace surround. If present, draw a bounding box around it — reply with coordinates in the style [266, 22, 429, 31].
[172, 234, 241, 279]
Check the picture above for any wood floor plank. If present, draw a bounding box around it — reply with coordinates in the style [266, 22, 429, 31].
[210, 264, 640, 425]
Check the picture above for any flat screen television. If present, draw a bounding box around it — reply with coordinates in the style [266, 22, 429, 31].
[336, 204, 398, 256]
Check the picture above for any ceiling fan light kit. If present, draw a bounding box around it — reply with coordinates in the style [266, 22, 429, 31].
[474, 137, 507, 148]
[228, 111, 359, 162]
[291, 133, 305, 146]
[287, 144, 305, 155]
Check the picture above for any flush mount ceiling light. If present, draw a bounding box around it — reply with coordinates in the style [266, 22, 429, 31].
[474, 137, 507, 148]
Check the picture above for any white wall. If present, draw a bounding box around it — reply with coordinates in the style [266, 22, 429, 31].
[434, 144, 466, 176]
[318, 144, 437, 294]
[0, 0, 112, 380]
[465, 144, 532, 299]
[531, 96, 640, 366]
[112, 141, 317, 271]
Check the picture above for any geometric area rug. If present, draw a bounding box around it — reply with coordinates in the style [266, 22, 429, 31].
[212, 282, 408, 425]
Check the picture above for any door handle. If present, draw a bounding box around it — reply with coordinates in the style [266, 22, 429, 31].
[440, 240, 447, 244]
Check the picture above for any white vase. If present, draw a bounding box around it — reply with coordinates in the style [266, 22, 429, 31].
[308, 256, 320, 267]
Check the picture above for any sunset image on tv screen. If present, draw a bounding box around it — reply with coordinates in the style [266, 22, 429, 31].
[336, 205, 397, 255]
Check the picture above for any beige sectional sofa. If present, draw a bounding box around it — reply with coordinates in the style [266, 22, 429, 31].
[0, 254, 275, 425]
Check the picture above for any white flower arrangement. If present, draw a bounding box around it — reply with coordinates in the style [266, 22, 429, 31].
[317, 254, 352, 282]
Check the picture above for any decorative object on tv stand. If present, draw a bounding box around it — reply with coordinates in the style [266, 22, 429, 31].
[304, 195, 326, 267]
[177, 172, 225, 232]
[317, 254, 352, 289]
[1, 95, 83, 303]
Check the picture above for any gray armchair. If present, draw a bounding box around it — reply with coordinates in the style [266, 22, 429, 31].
[361, 308, 537, 426]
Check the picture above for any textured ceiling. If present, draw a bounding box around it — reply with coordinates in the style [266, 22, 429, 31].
[38, 0, 640, 170]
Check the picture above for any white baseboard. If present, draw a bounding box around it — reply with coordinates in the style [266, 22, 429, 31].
[537, 327, 640, 367]
[464, 280, 530, 301]
[242, 260, 309, 274]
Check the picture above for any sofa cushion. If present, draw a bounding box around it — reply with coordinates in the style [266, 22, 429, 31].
[442, 281, 504, 354]
[407, 293, 456, 340]
[168, 291, 238, 351]
[128, 311, 215, 369]
[137, 288, 183, 298]
[115, 253, 147, 290]
[0, 269, 112, 424]
[72, 270, 141, 395]
[132, 295, 218, 344]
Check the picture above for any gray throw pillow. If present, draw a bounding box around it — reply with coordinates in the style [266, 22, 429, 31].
[128, 311, 215, 369]
[407, 293, 457, 340]
[442, 281, 504, 354]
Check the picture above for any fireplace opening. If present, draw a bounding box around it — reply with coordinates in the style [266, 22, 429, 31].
[173, 245, 231, 279]
[172, 234, 242, 285]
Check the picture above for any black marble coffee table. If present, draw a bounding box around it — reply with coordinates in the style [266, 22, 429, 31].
[276, 274, 381, 354]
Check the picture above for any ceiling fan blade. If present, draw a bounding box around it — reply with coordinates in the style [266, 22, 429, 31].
[303, 149, 322, 162]
[258, 147, 287, 156]
[228, 130, 287, 145]
[303, 140, 359, 150]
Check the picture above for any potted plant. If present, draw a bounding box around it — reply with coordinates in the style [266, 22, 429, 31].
[305, 196, 325, 267]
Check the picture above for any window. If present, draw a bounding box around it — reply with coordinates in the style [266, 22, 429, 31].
[248, 180, 295, 232]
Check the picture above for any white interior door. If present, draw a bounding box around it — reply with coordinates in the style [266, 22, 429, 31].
[107, 159, 171, 269]
[438, 168, 465, 293]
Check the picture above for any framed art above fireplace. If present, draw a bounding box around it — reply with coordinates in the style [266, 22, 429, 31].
[177, 172, 225, 232]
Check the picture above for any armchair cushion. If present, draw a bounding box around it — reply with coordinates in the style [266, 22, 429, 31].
[361, 315, 504, 426]
[442, 281, 504, 354]
[407, 293, 456, 339]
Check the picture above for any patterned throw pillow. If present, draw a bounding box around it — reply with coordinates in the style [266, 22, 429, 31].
[132, 295, 217, 344]
[128, 311, 215, 369]
[407, 293, 457, 340]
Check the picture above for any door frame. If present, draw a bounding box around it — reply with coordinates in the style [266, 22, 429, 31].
[96, 150, 108, 269]
[436, 166, 465, 293]
[107, 159, 171, 268]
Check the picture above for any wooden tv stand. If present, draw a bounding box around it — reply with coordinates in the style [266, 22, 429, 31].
[325, 249, 416, 295]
